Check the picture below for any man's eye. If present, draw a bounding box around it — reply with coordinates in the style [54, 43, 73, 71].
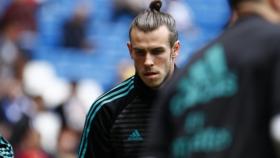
[151, 49, 164, 55]
[135, 49, 145, 55]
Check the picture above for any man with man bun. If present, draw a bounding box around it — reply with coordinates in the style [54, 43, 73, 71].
[78, 0, 180, 157]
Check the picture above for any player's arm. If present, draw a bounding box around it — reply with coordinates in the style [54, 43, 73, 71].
[0, 135, 14, 158]
[78, 105, 113, 158]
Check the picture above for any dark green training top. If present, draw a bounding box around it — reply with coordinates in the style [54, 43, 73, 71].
[78, 74, 159, 158]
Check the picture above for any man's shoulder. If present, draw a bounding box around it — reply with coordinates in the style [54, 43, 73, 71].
[102, 76, 136, 104]
[86, 76, 136, 118]
[236, 16, 280, 40]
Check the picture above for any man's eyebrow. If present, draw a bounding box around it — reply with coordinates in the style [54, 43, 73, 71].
[152, 46, 165, 50]
[132, 46, 165, 52]
[132, 47, 146, 53]
[133, 47, 144, 50]
[150, 47, 165, 51]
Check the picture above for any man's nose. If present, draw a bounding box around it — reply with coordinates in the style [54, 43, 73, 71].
[144, 53, 154, 67]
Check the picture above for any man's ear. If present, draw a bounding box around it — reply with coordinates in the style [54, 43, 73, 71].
[171, 40, 180, 59]
[127, 42, 133, 59]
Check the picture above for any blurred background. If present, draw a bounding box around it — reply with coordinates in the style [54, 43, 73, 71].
[0, 0, 231, 157]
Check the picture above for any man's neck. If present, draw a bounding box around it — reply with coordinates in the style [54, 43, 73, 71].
[156, 65, 176, 90]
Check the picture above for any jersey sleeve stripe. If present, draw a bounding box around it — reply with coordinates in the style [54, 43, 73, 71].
[79, 83, 134, 157]
[79, 76, 134, 154]
[78, 77, 135, 157]
[81, 76, 134, 135]
[82, 78, 134, 139]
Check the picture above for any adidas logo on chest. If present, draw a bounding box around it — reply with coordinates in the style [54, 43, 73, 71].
[128, 129, 143, 141]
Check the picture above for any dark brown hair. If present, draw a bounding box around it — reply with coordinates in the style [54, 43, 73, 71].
[129, 0, 178, 47]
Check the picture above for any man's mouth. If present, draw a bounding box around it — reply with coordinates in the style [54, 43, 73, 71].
[144, 72, 158, 77]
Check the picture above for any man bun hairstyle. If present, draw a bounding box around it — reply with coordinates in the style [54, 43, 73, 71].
[129, 0, 178, 47]
[149, 0, 162, 12]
